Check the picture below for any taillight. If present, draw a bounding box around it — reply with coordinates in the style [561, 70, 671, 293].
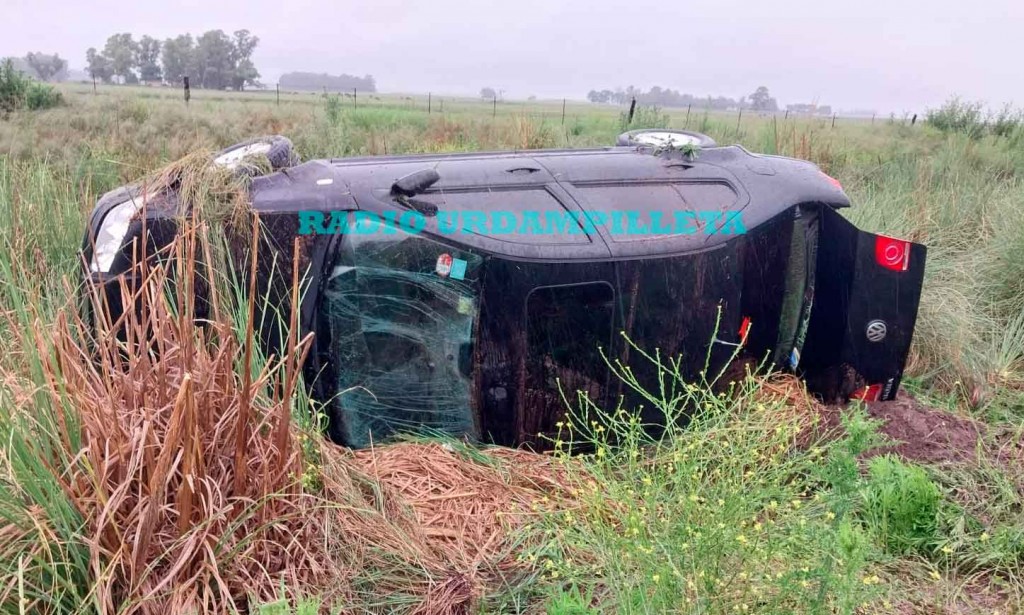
[821, 172, 843, 191]
[875, 235, 911, 272]
[850, 383, 882, 402]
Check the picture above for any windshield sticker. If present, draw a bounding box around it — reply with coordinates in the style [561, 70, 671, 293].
[449, 258, 468, 280]
[436, 253, 453, 276]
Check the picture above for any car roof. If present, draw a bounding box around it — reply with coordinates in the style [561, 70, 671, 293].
[250, 144, 849, 261]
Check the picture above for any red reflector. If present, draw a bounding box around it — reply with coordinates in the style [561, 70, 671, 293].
[875, 235, 911, 272]
[738, 316, 752, 343]
[850, 384, 882, 402]
[821, 172, 843, 191]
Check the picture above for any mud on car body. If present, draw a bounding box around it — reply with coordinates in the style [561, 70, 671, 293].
[82, 130, 926, 449]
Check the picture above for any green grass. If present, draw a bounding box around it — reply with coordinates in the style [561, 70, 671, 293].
[1, 85, 1024, 613]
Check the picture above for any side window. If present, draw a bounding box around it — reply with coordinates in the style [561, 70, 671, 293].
[521, 282, 616, 440]
[319, 218, 483, 447]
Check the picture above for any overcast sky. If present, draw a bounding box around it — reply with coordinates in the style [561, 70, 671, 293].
[2, 0, 1019, 113]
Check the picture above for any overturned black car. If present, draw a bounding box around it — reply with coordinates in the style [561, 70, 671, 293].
[82, 130, 926, 449]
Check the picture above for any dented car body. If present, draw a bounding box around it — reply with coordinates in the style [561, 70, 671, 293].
[82, 133, 926, 449]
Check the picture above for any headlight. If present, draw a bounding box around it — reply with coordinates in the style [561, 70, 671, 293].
[89, 192, 154, 273]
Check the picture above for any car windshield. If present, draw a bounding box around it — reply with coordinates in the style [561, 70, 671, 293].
[318, 219, 483, 447]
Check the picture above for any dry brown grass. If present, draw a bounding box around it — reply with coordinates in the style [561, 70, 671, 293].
[0, 215, 570, 613]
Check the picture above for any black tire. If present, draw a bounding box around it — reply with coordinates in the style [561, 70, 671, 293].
[616, 129, 716, 148]
[214, 135, 299, 172]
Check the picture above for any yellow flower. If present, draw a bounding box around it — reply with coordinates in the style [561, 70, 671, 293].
[652, 574, 660, 583]
[597, 447, 606, 458]
[980, 532, 990, 542]
[826, 511, 836, 520]
[930, 570, 941, 580]
[941, 545, 953, 554]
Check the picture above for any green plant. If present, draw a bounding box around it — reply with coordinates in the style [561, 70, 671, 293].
[926, 97, 987, 139]
[543, 584, 598, 614]
[0, 59, 62, 113]
[860, 455, 942, 555]
[324, 93, 343, 125]
[619, 103, 670, 130]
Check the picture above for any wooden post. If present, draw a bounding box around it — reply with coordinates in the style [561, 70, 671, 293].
[183, 76, 190, 105]
[353, 88, 357, 109]
[736, 106, 743, 133]
[493, 95, 497, 118]
[784, 109, 789, 120]
[627, 97, 636, 124]
[276, 83, 280, 106]
[831, 113, 836, 128]
[871, 113, 876, 124]
[911, 113, 917, 126]
[684, 103, 691, 128]
[561, 98, 566, 125]
[428, 92, 431, 114]
[440, 99, 444, 113]
[92, 76, 97, 94]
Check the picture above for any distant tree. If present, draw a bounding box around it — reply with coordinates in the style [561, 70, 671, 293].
[137, 36, 162, 82]
[229, 29, 260, 90]
[85, 48, 114, 83]
[103, 33, 140, 84]
[161, 34, 196, 85]
[747, 85, 778, 112]
[194, 30, 235, 89]
[24, 53, 67, 81]
[480, 87, 496, 99]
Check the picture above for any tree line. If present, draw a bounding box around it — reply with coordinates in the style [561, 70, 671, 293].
[278, 72, 376, 93]
[587, 85, 782, 112]
[85, 30, 261, 90]
[0, 53, 68, 82]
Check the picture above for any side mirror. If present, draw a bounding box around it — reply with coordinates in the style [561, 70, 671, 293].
[391, 169, 440, 197]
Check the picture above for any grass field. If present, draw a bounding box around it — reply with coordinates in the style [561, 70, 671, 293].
[1, 83, 1023, 614]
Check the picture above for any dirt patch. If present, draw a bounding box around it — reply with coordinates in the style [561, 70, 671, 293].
[758, 375, 990, 465]
[865, 394, 986, 464]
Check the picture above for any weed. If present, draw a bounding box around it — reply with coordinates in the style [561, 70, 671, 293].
[860, 455, 943, 556]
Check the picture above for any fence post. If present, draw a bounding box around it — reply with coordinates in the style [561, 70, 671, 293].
[685, 103, 691, 128]
[736, 106, 743, 133]
[276, 83, 280, 106]
[784, 108, 789, 120]
[428, 92, 431, 114]
[353, 88, 357, 109]
[561, 98, 566, 125]
[832, 113, 836, 128]
[627, 97, 636, 124]
[871, 113, 875, 124]
[93, 76, 97, 95]
[493, 95, 497, 118]
[911, 113, 917, 126]
[183, 76, 190, 105]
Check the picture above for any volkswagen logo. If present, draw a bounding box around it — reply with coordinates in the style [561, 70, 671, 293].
[865, 320, 887, 343]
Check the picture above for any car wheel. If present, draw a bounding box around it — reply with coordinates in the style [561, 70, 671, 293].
[616, 129, 716, 149]
[213, 135, 299, 173]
